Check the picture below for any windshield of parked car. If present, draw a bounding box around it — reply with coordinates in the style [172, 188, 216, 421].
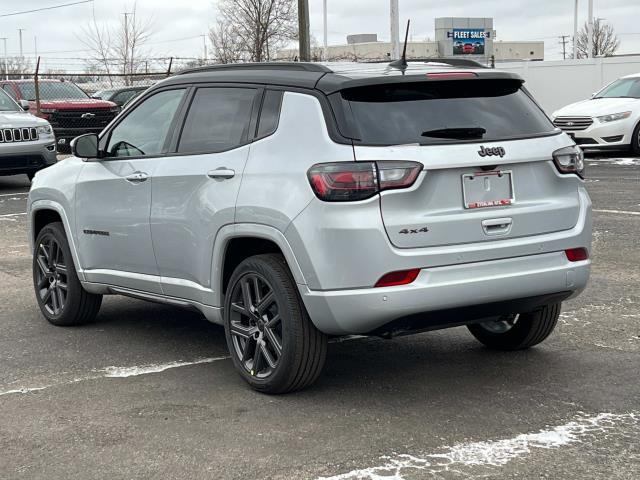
[0, 88, 20, 112]
[17, 81, 89, 101]
[341, 79, 555, 145]
[594, 78, 640, 99]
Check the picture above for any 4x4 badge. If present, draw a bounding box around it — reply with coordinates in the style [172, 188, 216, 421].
[478, 146, 505, 158]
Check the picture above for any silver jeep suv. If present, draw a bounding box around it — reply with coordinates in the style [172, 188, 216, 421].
[0, 88, 56, 180]
[28, 62, 591, 393]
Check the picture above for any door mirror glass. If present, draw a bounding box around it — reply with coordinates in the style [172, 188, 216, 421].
[19, 99, 30, 111]
[71, 133, 100, 159]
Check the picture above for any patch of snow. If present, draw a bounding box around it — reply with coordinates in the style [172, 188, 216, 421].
[318, 412, 638, 479]
[102, 356, 229, 378]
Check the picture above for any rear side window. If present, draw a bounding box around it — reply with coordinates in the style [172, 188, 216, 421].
[256, 90, 283, 138]
[340, 79, 555, 145]
[178, 87, 257, 154]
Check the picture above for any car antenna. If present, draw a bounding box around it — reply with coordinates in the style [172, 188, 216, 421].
[389, 19, 410, 72]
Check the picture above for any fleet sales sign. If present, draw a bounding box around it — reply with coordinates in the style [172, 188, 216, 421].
[449, 29, 489, 55]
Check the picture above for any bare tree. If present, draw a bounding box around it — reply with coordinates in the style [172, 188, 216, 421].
[79, 2, 153, 84]
[0, 56, 32, 77]
[576, 19, 620, 58]
[209, 0, 297, 63]
[209, 18, 247, 64]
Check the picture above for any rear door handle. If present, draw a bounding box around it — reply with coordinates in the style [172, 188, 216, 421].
[125, 171, 149, 184]
[207, 168, 235, 180]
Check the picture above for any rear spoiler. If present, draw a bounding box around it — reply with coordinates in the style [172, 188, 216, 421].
[316, 70, 524, 95]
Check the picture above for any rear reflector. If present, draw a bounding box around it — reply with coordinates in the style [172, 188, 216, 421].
[565, 248, 589, 262]
[425, 72, 477, 79]
[374, 269, 421, 288]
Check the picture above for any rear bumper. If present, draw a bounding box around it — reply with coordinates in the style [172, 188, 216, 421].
[300, 251, 590, 335]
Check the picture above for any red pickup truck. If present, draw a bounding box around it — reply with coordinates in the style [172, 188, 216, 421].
[0, 79, 119, 151]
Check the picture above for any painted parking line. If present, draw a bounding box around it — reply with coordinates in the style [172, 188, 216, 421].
[0, 356, 231, 397]
[593, 209, 640, 216]
[0, 212, 27, 218]
[317, 412, 639, 480]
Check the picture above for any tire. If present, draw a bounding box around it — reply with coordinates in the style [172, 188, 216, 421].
[33, 222, 102, 326]
[632, 122, 640, 155]
[467, 303, 561, 351]
[224, 254, 327, 394]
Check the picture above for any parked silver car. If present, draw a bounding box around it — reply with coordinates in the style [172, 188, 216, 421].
[0, 89, 56, 180]
[28, 62, 592, 393]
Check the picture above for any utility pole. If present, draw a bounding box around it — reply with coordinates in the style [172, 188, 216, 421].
[559, 35, 569, 59]
[587, 0, 593, 58]
[202, 34, 208, 64]
[297, 0, 310, 61]
[122, 12, 131, 81]
[390, 0, 400, 60]
[0, 38, 7, 80]
[323, 0, 328, 61]
[18, 28, 25, 79]
[573, 0, 579, 59]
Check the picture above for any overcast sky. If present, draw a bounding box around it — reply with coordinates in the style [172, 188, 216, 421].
[1, 0, 639, 71]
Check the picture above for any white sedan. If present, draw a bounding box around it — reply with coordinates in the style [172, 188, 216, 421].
[552, 73, 640, 154]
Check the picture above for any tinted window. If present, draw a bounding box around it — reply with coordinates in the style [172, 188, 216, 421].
[595, 78, 640, 99]
[178, 87, 256, 153]
[0, 89, 19, 112]
[112, 90, 138, 105]
[341, 79, 555, 145]
[3, 85, 17, 99]
[256, 90, 283, 138]
[105, 89, 185, 158]
[18, 81, 88, 101]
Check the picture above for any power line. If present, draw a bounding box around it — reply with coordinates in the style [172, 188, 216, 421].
[0, 0, 93, 18]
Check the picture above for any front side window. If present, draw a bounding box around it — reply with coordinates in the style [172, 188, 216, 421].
[0, 89, 19, 112]
[178, 87, 257, 154]
[18, 81, 88, 101]
[104, 89, 186, 158]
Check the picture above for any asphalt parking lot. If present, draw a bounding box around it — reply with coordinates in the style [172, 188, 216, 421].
[0, 154, 638, 479]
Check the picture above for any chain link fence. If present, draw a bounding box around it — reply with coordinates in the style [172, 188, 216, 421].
[1, 70, 171, 151]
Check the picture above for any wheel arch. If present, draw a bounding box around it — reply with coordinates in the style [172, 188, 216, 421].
[212, 224, 307, 307]
[30, 200, 85, 282]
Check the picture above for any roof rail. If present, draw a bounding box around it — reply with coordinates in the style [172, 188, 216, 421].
[363, 57, 487, 69]
[177, 62, 333, 75]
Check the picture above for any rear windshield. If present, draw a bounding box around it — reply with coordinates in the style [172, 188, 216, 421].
[340, 79, 555, 145]
[17, 82, 88, 101]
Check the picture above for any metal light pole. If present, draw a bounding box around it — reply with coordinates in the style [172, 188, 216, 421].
[0, 38, 7, 80]
[323, 0, 328, 60]
[297, 0, 311, 61]
[390, 0, 400, 60]
[18, 28, 26, 79]
[573, 0, 578, 59]
[587, 0, 593, 58]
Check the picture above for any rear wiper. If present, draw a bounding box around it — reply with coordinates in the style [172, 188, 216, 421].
[421, 127, 487, 140]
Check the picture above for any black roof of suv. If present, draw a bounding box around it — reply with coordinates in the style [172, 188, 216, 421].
[165, 61, 523, 94]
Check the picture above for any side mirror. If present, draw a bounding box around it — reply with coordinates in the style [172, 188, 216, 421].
[71, 133, 100, 159]
[19, 99, 30, 111]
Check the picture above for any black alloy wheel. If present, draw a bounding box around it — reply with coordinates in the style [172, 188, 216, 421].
[32, 222, 102, 326]
[228, 273, 283, 378]
[34, 233, 68, 316]
[224, 254, 327, 394]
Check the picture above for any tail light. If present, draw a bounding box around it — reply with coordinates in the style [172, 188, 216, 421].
[375, 269, 421, 288]
[553, 145, 585, 178]
[425, 72, 477, 79]
[307, 161, 422, 202]
[565, 248, 589, 262]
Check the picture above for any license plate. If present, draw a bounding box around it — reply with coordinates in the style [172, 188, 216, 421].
[462, 170, 514, 209]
